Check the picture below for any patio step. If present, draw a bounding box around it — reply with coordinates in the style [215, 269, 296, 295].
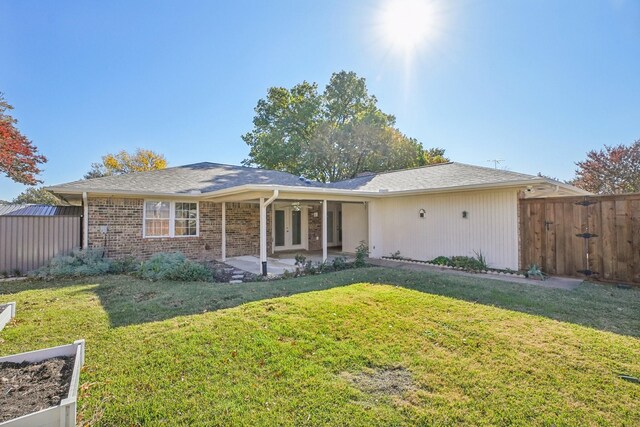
[229, 280, 243, 284]
[231, 274, 244, 280]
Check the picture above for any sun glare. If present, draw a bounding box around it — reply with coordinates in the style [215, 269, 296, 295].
[375, 0, 442, 59]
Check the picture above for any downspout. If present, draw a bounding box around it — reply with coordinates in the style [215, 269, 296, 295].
[82, 192, 89, 249]
[264, 189, 279, 207]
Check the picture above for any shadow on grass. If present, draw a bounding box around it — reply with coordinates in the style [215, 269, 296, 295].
[3, 268, 639, 337]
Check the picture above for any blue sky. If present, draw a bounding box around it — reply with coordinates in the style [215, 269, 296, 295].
[1, 0, 639, 200]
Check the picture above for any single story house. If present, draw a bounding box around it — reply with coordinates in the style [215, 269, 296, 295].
[47, 162, 588, 274]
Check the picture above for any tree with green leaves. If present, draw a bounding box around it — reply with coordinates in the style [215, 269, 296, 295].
[84, 148, 168, 179]
[242, 71, 447, 182]
[421, 147, 449, 165]
[13, 187, 63, 205]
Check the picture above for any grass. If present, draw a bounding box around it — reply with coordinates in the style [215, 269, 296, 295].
[1, 267, 639, 425]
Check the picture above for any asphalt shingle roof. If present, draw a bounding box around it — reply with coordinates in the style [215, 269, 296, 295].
[49, 162, 324, 194]
[327, 162, 540, 192]
[49, 161, 553, 196]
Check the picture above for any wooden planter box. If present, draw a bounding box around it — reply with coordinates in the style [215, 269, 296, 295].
[0, 339, 85, 427]
[0, 302, 16, 332]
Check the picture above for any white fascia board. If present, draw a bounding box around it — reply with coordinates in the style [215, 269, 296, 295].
[46, 178, 590, 201]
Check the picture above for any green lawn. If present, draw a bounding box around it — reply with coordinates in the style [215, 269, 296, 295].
[1, 268, 639, 426]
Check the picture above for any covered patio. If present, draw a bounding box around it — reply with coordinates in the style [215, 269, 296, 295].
[225, 250, 354, 276]
[206, 188, 370, 276]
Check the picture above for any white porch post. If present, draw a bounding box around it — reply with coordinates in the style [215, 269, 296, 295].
[260, 197, 267, 275]
[259, 190, 279, 275]
[221, 202, 226, 261]
[322, 199, 328, 262]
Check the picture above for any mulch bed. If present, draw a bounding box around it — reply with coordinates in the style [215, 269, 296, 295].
[0, 356, 75, 422]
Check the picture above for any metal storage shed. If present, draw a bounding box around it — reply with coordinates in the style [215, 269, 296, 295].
[0, 204, 82, 275]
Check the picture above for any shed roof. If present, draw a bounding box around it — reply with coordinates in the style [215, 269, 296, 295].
[0, 204, 82, 217]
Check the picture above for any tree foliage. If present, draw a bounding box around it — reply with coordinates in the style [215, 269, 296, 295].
[242, 71, 447, 182]
[13, 187, 63, 205]
[421, 147, 449, 165]
[84, 148, 168, 179]
[572, 139, 640, 194]
[0, 93, 47, 185]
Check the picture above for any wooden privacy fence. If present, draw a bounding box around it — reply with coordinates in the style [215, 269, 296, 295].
[519, 194, 640, 285]
[0, 205, 82, 274]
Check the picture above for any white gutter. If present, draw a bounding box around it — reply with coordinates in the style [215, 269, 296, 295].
[47, 178, 590, 201]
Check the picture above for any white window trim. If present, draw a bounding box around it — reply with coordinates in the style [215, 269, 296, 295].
[143, 200, 200, 238]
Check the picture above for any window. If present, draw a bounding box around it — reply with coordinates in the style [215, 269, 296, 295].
[145, 201, 170, 237]
[144, 201, 199, 238]
[175, 202, 198, 236]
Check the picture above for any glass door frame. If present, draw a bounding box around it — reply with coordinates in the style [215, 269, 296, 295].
[272, 204, 308, 252]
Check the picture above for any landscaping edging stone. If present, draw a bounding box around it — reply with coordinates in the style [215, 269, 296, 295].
[0, 302, 16, 332]
[0, 340, 85, 427]
[380, 257, 526, 279]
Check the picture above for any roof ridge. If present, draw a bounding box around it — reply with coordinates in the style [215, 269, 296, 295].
[333, 162, 455, 183]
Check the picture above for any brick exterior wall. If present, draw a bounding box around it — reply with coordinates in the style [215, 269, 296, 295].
[225, 203, 272, 257]
[87, 198, 272, 261]
[307, 203, 323, 251]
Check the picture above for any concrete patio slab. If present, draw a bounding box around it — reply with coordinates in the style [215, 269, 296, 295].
[225, 252, 353, 277]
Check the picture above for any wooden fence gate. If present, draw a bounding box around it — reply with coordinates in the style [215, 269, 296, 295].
[519, 194, 640, 285]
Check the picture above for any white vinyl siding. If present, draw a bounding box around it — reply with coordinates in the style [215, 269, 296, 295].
[368, 189, 519, 270]
[143, 201, 199, 238]
[342, 203, 368, 253]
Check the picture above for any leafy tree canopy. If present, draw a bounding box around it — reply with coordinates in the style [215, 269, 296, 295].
[84, 148, 168, 179]
[242, 71, 448, 182]
[572, 139, 640, 194]
[0, 92, 47, 185]
[13, 187, 63, 205]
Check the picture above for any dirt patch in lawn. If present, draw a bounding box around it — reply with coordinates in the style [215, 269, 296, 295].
[134, 292, 157, 303]
[341, 366, 416, 398]
[0, 356, 74, 422]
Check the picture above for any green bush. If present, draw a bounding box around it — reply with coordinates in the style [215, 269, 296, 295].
[332, 256, 348, 271]
[137, 252, 211, 282]
[31, 248, 112, 279]
[109, 256, 140, 274]
[449, 256, 486, 272]
[430, 256, 451, 266]
[355, 241, 369, 267]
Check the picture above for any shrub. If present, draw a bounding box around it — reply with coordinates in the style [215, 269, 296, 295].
[449, 256, 486, 272]
[473, 250, 489, 271]
[31, 248, 112, 279]
[303, 260, 316, 275]
[430, 256, 451, 266]
[318, 261, 333, 273]
[109, 256, 139, 274]
[355, 241, 369, 267]
[332, 256, 348, 271]
[294, 254, 307, 267]
[137, 252, 211, 282]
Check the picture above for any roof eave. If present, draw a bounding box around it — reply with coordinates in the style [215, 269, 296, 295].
[46, 178, 590, 200]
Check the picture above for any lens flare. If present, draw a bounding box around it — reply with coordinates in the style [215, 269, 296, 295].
[374, 0, 443, 59]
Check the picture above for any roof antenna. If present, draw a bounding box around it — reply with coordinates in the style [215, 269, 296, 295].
[487, 159, 505, 169]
